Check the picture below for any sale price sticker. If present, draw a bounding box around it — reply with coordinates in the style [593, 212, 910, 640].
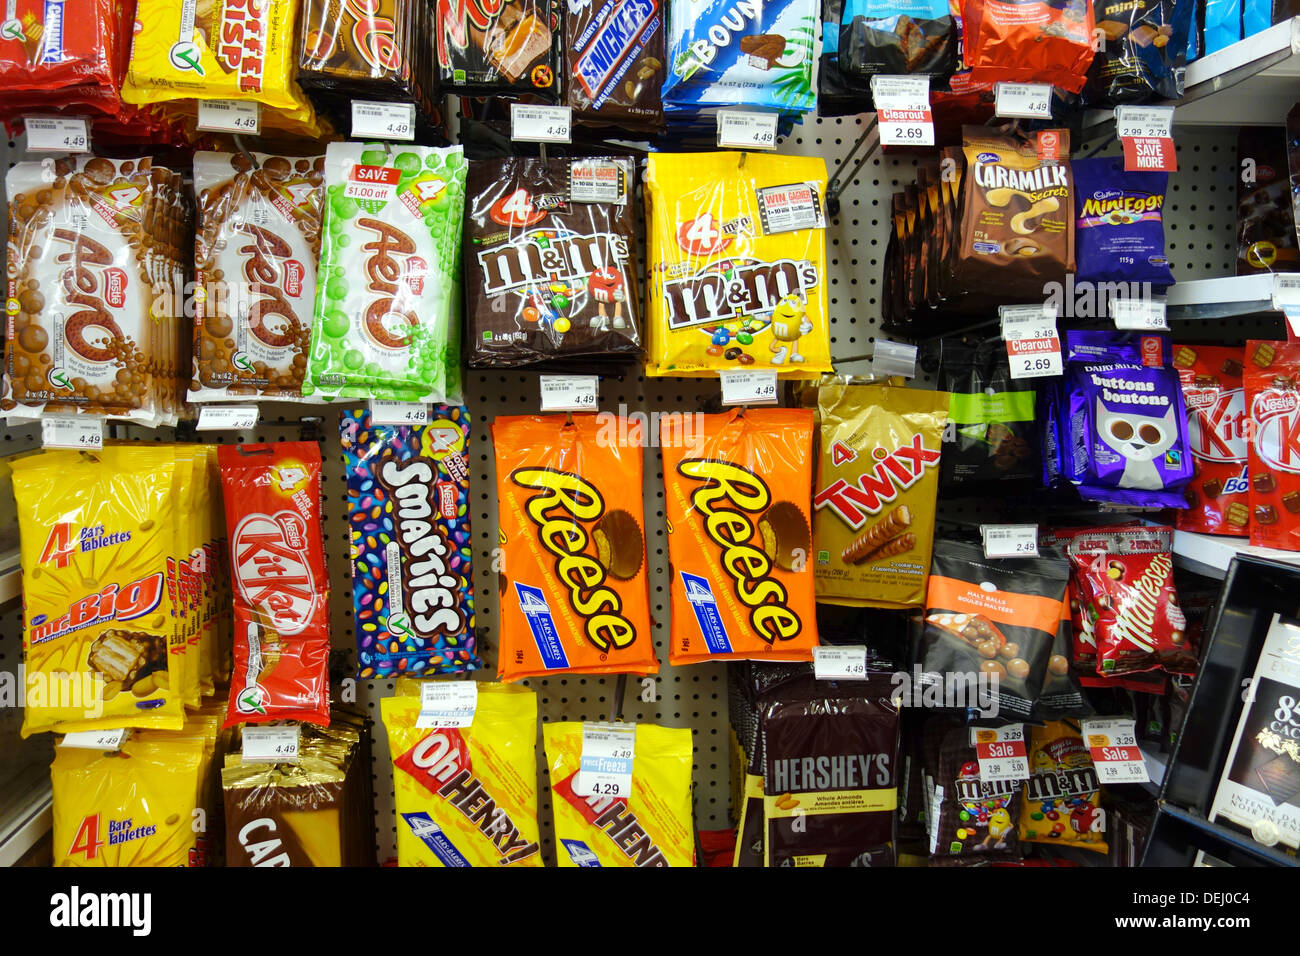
[574, 722, 636, 798]
[970, 725, 1030, 782]
[242, 724, 301, 763]
[870, 75, 933, 147]
[994, 82, 1053, 120]
[25, 116, 90, 153]
[539, 375, 599, 412]
[1000, 304, 1062, 380]
[813, 645, 869, 681]
[1081, 717, 1149, 783]
[981, 524, 1039, 559]
[1116, 105, 1176, 173]
[511, 104, 572, 144]
[196, 99, 261, 135]
[717, 110, 779, 150]
[720, 370, 779, 405]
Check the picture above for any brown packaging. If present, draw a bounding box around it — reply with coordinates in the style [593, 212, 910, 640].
[565, 0, 665, 130]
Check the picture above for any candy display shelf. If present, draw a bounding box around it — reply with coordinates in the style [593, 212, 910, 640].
[1173, 529, 1300, 580]
[0, 769, 51, 868]
[1165, 275, 1295, 322]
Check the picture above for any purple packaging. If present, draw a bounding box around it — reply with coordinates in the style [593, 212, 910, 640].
[1072, 157, 1175, 290]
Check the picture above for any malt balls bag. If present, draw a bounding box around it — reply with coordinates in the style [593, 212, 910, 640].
[492, 414, 658, 680]
[661, 408, 819, 664]
[813, 379, 949, 608]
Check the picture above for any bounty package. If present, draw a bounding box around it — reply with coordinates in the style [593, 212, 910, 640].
[643, 152, 830, 377]
[340, 407, 479, 679]
[1244, 341, 1300, 551]
[1174, 345, 1249, 537]
[305, 142, 467, 404]
[564, 0, 665, 129]
[492, 414, 658, 680]
[660, 408, 819, 664]
[813, 379, 949, 609]
[1072, 156, 1175, 289]
[217, 442, 331, 727]
[938, 338, 1038, 492]
[464, 157, 641, 368]
[544, 721, 694, 867]
[190, 151, 324, 402]
[381, 683, 542, 867]
[1018, 721, 1108, 852]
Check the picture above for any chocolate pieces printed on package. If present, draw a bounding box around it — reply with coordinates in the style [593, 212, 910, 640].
[1072, 156, 1175, 289]
[929, 725, 1023, 863]
[1175, 345, 1249, 537]
[938, 338, 1039, 492]
[565, 0, 666, 130]
[437, 0, 561, 97]
[1243, 341, 1300, 552]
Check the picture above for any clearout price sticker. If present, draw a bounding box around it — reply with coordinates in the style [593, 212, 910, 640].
[352, 101, 416, 141]
[510, 104, 572, 144]
[574, 722, 635, 798]
[981, 524, 1039, 558]
[25, 116, 89, 153]
[720, 369, 779, 405]
[971, 725, 1029, 782]
[539, 375, 599, 412]
[242, 725, 301, 763]
[870, 75, 933, 147]
[1116, 105, 1176, 173]
[1000, 304, 1062, 380]
[813, 645, 868, 681]
[196, 99, 261, 135]
[717, 110, 779, 150]
[1081, 717, 1149, 783]
[994, 82, 1052, 120]
[369, 400, 429, 425]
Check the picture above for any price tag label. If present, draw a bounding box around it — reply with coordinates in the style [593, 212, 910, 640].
[1116, 105, 1176, 173]
[1274, 275, 1300, 310]
[25, 116, 90, 153]
[813, 645, 868, 681]
[242, 724, 301, 763]
[352, 100, 416, 141]
[60, 728, 127, 750]
[716, 110, 779, 150]
[981, 524, 1039, 558]
[511, 104, 572, 144]
[196, 405, 259, 431]
[1000, 304, 1062, 380]
[574, 722, 635, 798]
[42, 415, 103, 450]
[994, 82, 1053, 119]
[1110, 297, 1169, 330]
[369, 400, 429, 425]
[871, 75, 934, 147]
[539, 375, 599, 412]
[417, 681, 479, 728]
[970, 725, 1030, 782]
[1081, 717, 1149, 783]
[720, 370, 779, 405]
[196, 99, 261, 135]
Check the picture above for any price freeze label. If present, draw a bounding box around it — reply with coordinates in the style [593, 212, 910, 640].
[994, 82, 1052, 119]
[60, 728, 127, 750]
[574, 722, 635, 798]
[716, 110, 779, 150]
[1116, 105, 1176, 173]
[720, 369, 779, 405]
[25, 116, 89, 153]
[871, 75, 933, 147]
[1081, 717, 1149, 783]
[417, 681, 479, 729]
[352, 100, 416, 141]
[42, 415, 103, 450]
[511, 104, 572, 144]
[813, 645, 868, 681]
[197, 405, 259, 431]
[1000, 304, 1062, 380]
[1110, 297, 1168, 330]
[981, 524, 1039, 558]
[242, 724, 301, 763]
[970, 725, 1030, 782]
[196, 99, 261, 135]
[539, 375, 598, 412]
[369, 400, 429, 425]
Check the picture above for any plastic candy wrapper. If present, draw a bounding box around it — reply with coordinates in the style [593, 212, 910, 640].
[1243, 341, 1300, 551]
[834, 0, 958, 81]
[1085, 0, 1193, 105]
[306, 142, 466, 404]
[492, 414, 658, 680]
[437, 0, 560, 97]
[661, 408, 819, 664]
[544, 721, 694, 866]
[1236, 127, 1299, 276]
[381, 683, 542, 867]
[190, 151, 324, 403]
[662, 0, 817, 113]
[643, 152, 830, 377]
[1174, 345, 1249, 537]
[0, 0, 126, 122]
[217, 442, 331, 727]
[963, 0, 1096, 94]
[938, 338, 1039, 492]
[564, 0, 665, 129]
[1017, 721, 1108, 852]
[340, 407, 479, 679]
[929, 724, 1023, 864]
[1072, 157, 1175, 289]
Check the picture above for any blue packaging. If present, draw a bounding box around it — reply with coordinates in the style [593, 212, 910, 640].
[1242, 0, 1270, 38]
[1202, 0, 1240, 53]
[1072, 156, 1176, 289]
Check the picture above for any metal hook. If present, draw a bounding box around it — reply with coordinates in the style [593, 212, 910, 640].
[233, 134, 260, 170]
[609, 674, 628, 722]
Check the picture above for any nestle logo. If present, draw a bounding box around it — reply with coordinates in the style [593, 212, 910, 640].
[1184, 388, 1217, 410]
[283, 260, 304, 298]
[105, 268, 127, 307]
[1257, 393, 1298, 416]
[1092, 188, 1123, 201]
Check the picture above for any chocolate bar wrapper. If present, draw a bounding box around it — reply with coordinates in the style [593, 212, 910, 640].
[565, 0, 666, 130]
[437, 0, 561, 98]
[1175, 345, 1249, 538]
[340, 407, 479, 679]
[836, 0, 958, 81]
[1243, 341, 1300, 551]
[1017, 721, 1108, 853]
[938, 338, 1039, 492]
[1083, 0, 1193, 105]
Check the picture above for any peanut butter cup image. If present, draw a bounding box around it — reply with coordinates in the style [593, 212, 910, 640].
[757, 500, 810, 572]
[593, 508, 644, 580]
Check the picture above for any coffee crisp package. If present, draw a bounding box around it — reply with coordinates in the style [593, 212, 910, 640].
[1174, 344, 1249, 537]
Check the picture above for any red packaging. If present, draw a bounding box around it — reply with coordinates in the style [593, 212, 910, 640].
[217, 442, 331, 728]
[962, 0, 1095, 94]
[1040, 523, 1136, 673]
[1244, 341, 1300, 551]
[1175, 345, 1249, 537]
[0, 0, 125, 119]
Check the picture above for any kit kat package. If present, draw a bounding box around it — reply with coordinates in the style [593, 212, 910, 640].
[493, 414, 658, 679]
[565, 0, 666, 129]
[437, 0, 561, 97]
[1174, 345, 1249, 537]
[1244, 341, 1300, 551]
[661, 408, 819, 664]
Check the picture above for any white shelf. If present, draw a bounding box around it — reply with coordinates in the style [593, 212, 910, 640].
[1172, 529, 1300, 579]
[0, 773, 51, 867]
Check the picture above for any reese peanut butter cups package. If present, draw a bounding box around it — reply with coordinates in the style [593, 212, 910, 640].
[813, 380, 949, 609]
[492, 414, 658, 680]
[661, 408, 819, 664]
[1244, 341, 1300, 551]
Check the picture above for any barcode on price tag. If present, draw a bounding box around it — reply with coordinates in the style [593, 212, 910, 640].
[42, 416, 103, 450]
[196, 99, 261, 134]
[25, 116, 90, 153]
[994, 83, 1052, 119]
[970, 725, 1029, 782]
[369, 400, 429, 425]
[717, 110, 779, 150]
[870, 75, 933, 147]
[813, 645, 868, 681]
[242, 724, 301, 763]
[417, 681, 479, 728]
[60, 728, 127, 750]
[574, 722, 635, 798]
[539, 375, 598, 412]
[511, 104, 572, 144]
[1081, 717, 1149, 783]
[1000, 304, 1062, 379]
[197, 405, 259, 431]
[352, 101, 416, 141]
[1110, 297, 1168, 330]
[720, 370, 779, 405]
[1116, 105, 1176, 173]
[981, 524, 1039, 558]
[1273, 275, 1300, 310]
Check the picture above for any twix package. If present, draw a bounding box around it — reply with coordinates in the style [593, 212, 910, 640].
[1174, 345, 1249, 537]
[813, 380, 949, 609]
[492, 414, 658, 680]
[217, 442, 331, 728]
[661, 408, 818, 664]
[1244, 341, 1300, 551]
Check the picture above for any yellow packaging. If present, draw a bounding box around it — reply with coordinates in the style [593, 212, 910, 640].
[13, 448, 184, 737]
[1018, 721, 1108, 853]
[544, 721, 694, 867]
[168, 449, 196, 709]
[52, 734, 205, 866]
[381, 683, 542, 867]
[643, 152, 831, 378]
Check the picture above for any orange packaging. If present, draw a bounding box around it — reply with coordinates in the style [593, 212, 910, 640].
[660, 408, 818, 664]
[492, 414, 658, 681]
